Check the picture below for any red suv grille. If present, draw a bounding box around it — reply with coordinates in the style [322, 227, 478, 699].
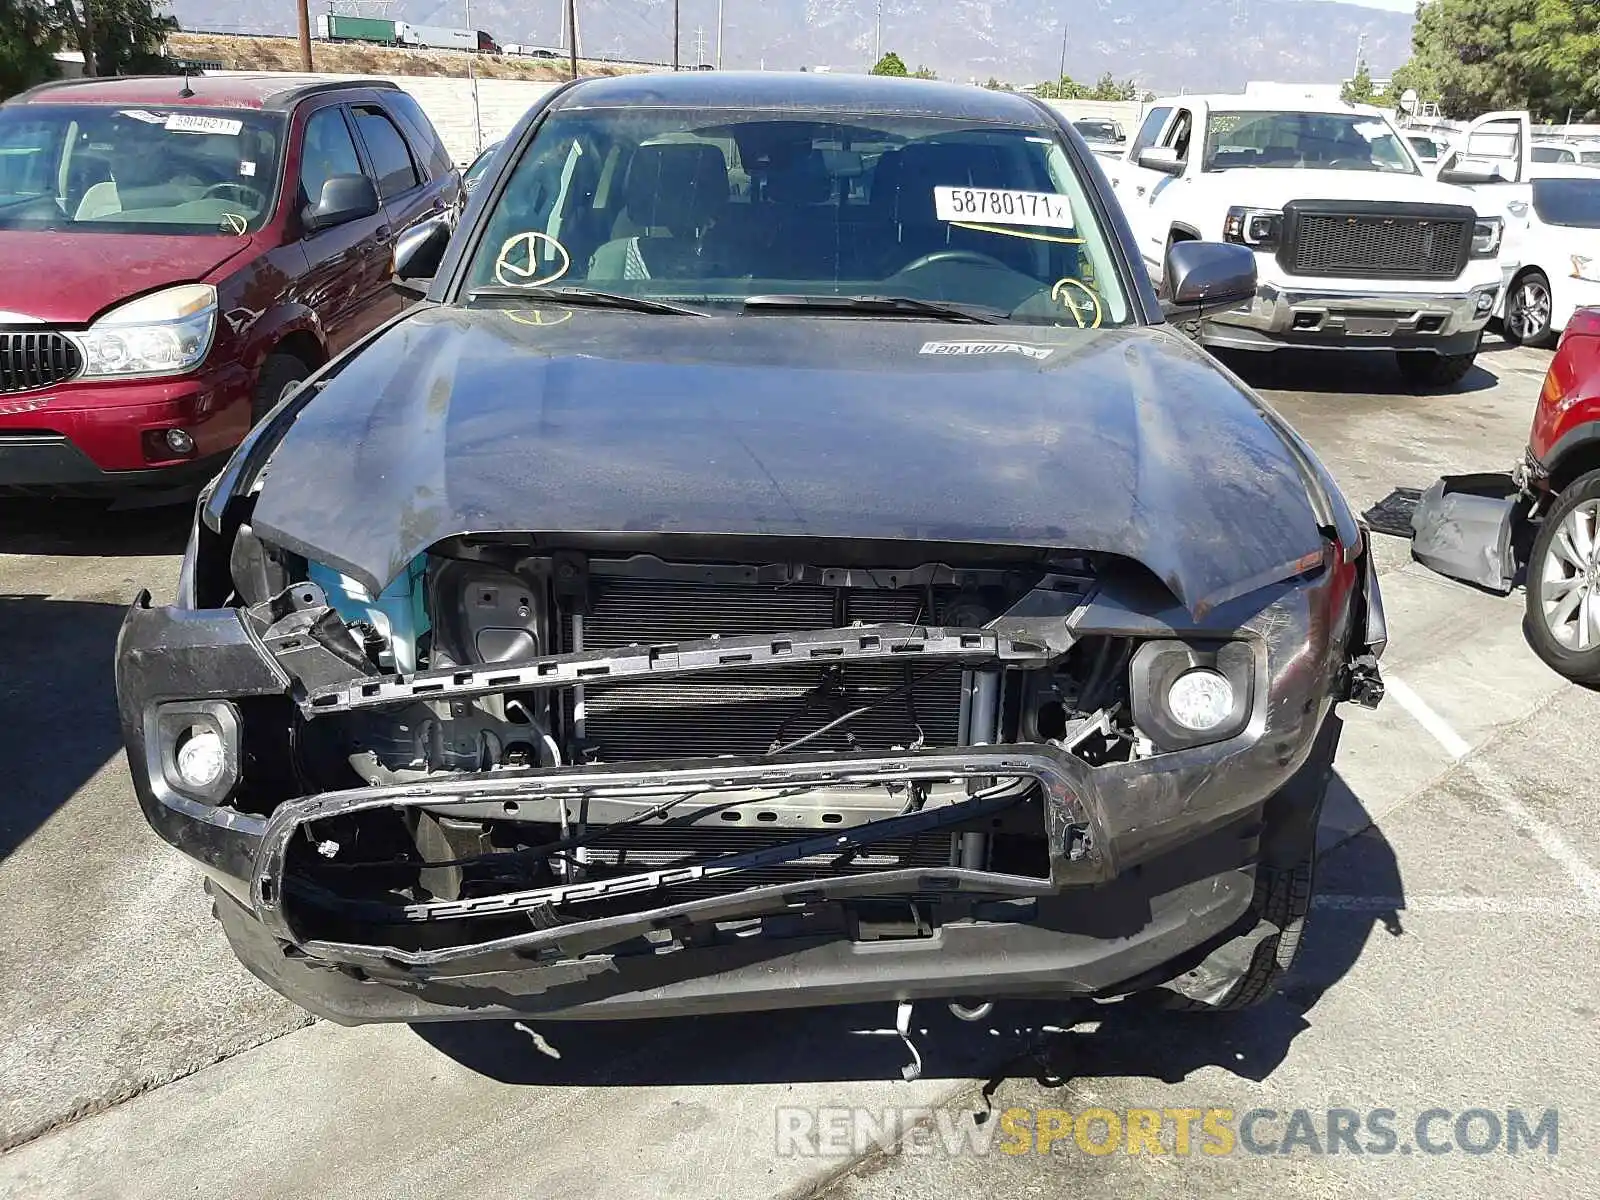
[0, 331, 83, 395]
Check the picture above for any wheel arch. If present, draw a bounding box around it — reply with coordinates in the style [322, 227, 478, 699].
[1166, 222, 1202, 247]
[1544, 422, 1600, 493]
[270, 329, 327, 374]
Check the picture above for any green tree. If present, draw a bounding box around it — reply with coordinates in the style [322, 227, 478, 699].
[1084, 72, 1138, 100]
[869, 50, 907, 77]
[1386, 57, 1437, 109]
[911, 64, 937, 79]
[1, 0, 61, 98]
[57, 0, 178, 77]
[1035, 74, 1089, 99]
[1395, 0, 1599, 120]
[983, 76, 1013, 91]
[1340, 63, 1382, 105]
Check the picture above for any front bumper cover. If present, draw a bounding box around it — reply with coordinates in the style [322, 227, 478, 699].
[1202, 280, 1499, 353]
[1409, 470, 1529, 593]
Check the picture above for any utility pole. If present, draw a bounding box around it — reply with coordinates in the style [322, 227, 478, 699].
[694, 25, 706, 67]
[466, 0, 481, 154]
[1353, 32, 1366, 78]
[874, 0, 881, 66]
[715, 0, 724, 69]
[295, 0, 313, 71]
[1058, 24, 1067, 89]
[566, 0, 578, 78]
[673, 0, 680, 71]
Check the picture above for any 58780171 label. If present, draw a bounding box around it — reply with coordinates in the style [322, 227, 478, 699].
[933, 186, 1075, 228]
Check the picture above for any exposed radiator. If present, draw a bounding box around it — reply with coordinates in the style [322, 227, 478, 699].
[567, 578, 966, 761]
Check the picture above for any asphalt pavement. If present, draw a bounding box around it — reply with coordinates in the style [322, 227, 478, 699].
[1, 336, 1595, 1200]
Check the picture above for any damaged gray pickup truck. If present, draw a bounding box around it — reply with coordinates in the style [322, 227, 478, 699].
[115, 71, 1386, 1025]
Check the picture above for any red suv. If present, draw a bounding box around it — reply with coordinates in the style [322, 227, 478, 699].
[0, 74, 459, 495]
[1412, 309, 1600, 682]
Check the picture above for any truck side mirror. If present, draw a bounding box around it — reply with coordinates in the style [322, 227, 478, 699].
[1162, 241, 1257, 322]
[305, 174, 380, 232]
[391, 215, 452, 297]
[1137, 147, 1184, 175]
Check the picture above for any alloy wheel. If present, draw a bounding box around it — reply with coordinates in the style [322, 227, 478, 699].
[1540, 499, 1600, 650]
[1510, 278, 1552, 342]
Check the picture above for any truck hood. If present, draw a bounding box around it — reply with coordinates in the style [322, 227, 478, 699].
[0, 231, 251, 324]
[246, 305, 1329, 616]
[1209, 168, 1477, 211]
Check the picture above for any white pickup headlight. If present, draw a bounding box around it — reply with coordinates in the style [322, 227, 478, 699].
[78, 283, 217, 380]
[1470, 217, 1503, 259]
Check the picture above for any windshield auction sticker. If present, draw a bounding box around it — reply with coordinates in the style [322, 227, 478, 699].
[933, 187, 1074, 228]
[164, 113, 243, 136]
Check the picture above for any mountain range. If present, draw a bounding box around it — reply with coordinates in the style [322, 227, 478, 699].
[169, 0, 1414, 94]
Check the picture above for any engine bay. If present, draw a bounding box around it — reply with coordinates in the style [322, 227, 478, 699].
[220, 535, 1248, 950]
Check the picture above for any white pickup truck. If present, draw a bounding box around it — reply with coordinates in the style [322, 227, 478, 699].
[1104, 95, 1507, 387]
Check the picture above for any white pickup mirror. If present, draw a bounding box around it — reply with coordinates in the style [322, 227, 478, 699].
[1137, 146, 1184, 176]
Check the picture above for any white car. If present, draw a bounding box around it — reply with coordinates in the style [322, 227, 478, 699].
[1493, 165, 1600, 345]
[1072, 117, 1127, 158]
[1105, 95, 1505, 387]
[1531, 139, 1600, 166]
[1428, 114, 1600, 345]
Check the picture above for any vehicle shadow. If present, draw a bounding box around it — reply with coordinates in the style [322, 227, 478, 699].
[413, 770, 1402, 1092]
[0, 498, 190, 557]
[0, 596, 130, 864]
[1217, 346, 1501, 397]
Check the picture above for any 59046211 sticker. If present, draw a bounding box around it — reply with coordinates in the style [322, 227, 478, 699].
[933, 187, 1074, 228]
[165, 113, 243, 136]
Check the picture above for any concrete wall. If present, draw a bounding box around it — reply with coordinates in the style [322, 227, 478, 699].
[216, 71, 1158, 166]
[1040, 98, 1148, 131]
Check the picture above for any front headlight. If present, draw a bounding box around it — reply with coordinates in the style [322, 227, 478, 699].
[77, 283, 217, 380]
[1470, 217, 1503, 259]
[1572, 255, 1600, 283]
[1129, 639, 1255, 751]
[1166, 669, 1236, 732]
[1223, 206, 1282, 249]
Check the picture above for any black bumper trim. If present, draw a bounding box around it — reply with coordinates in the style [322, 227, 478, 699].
[251, 743, 1104, 948]
[0, 433, 229, 493]
[213, 863, 1258, 1023]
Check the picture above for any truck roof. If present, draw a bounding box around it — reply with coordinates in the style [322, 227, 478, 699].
[1148, 93, 1390, 118]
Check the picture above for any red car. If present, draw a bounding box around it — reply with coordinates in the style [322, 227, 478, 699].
[0, 74, 459, 496]
[1412, 308, 1600, 682]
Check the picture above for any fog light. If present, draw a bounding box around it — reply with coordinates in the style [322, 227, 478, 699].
[1475, 291, 1495, 314]
[1166, 669, 1235, 733]
[174, 727, 225, 790]
[164, 427, 196, 455]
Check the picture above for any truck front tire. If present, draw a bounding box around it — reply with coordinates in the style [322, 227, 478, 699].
[1396, 347, 1477, 391]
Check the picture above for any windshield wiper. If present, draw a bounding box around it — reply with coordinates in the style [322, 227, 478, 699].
[741, 294, 1004, 324]
[466, 285, 709, 317]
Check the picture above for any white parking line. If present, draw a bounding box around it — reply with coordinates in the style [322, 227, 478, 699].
[1383, 671, 1600, 912]
[1383, 674, 1472, 760]
[1315, 894, 1590, 916]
